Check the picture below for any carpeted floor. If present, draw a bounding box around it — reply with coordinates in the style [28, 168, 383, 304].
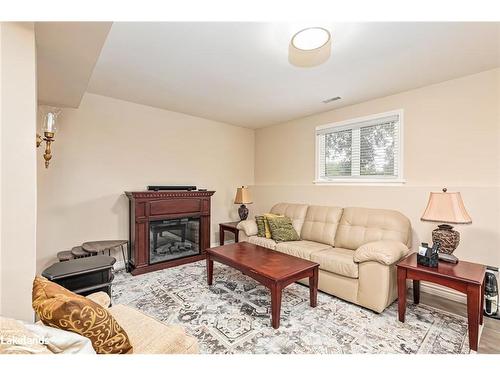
[112, 261, 470, 354]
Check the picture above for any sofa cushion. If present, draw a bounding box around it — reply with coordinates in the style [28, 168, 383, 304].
[300, 205, 343, 246]
[109, 304, 198, 354]
[334, 207, 412, 250]
[255, 216, 267, 237]
[270, 203, 309, 235]
[237, 219, 258, 237]
[263, 213, 284, 238]
[311, 248, 359, 279]
[32, 276, 132, 354]
[275, 240, 332, 260]
[267, 216, 300, 242]
[354, 240, 410, 265]
[246, 235, 277, 250]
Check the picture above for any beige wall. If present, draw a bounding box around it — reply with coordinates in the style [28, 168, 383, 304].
[0, 22, 37, 321]
[252, 68, 500, 268]
[37, 93, 254, 272]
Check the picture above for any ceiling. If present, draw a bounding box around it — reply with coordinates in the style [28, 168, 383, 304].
[36, 22, 112, 108]
[48, 22, 500, 128]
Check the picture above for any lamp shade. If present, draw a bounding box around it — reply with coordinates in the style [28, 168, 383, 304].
[234, 186, 252, 204]
[40, 106, 61, 133]
[421, 189, 472, 224]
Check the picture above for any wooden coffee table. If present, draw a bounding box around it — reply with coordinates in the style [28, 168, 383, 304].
[206, 242, 319, 329]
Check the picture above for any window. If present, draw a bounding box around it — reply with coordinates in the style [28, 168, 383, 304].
[315, 110, 404, 183]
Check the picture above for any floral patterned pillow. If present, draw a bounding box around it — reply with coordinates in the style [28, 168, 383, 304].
[32, 276, 132, 354]
[255, 216, 267, 237]
[266, 216, 300, 242]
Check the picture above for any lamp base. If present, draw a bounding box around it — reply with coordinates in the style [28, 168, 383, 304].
[432, 224, 460, 255]
[438, 252, 459, 264]
[238, 204, 249, 221]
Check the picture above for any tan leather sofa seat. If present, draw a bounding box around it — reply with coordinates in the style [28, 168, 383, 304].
[275, 240, 332, 260]
[311, 248, 358, 279]
[246, 235, 278, 250]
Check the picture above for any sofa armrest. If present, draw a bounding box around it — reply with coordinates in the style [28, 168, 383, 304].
[236, 219, 258, 237]
[353, 240, 409, 266]
[86, 291, 111, 308]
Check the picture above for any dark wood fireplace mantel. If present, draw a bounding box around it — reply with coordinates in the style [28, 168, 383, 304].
[126, 190, 215, 275]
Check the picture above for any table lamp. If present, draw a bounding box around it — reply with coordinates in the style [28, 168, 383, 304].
[234, 186, 252, 221]
[420, 188, 472, 263]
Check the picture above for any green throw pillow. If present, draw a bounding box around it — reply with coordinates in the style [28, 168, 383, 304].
[267, 216, 300, 242]
[255, 216, 266, 237]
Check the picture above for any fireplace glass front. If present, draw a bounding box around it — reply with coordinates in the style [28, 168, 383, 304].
[149, 217, 200, 264]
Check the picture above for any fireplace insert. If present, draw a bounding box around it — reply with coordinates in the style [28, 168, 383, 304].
[149, 217, 200, 264]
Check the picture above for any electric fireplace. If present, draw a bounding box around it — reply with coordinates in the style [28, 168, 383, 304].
[126, 190, 215, 275]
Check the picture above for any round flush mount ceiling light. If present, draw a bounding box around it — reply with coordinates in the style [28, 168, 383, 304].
[289, 27, 331, 68]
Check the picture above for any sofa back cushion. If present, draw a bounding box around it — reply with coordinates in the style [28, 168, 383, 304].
[300, 205, 343, 246]
[334, 207, 412, 250]
[270, 203, 309, 235]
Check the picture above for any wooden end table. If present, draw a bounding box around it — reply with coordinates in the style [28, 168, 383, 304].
[206, 242, 319, 329]
[397, 253, 486, 351]
[219, 221, 240, 245]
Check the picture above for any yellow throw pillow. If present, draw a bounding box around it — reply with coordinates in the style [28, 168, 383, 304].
[32, 276, 132, 354]
[263, 213, 284, 239]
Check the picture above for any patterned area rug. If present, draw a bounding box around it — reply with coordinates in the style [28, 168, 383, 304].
[113, 261, 470, 354]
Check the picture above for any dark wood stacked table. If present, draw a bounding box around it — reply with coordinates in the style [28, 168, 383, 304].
[42, 255, 116, 299]
[206, 242, 319, 329]
[82, 240, 128, 270]
[397, 253, 486, 351]
[57, 240, 128, 271]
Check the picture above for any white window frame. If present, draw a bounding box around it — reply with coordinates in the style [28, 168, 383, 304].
[314, 109, 405, 185]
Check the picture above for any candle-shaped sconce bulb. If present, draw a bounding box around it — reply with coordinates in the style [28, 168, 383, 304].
[46, 112, 54, 133]
[42, 108, 60, 134]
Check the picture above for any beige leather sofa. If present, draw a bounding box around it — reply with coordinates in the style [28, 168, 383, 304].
[237, 203, 412, 313]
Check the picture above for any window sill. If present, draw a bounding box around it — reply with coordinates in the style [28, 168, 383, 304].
[313, 178, 406, 186]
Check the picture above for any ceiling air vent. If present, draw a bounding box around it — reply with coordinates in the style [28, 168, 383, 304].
[322, 96, 342, 104]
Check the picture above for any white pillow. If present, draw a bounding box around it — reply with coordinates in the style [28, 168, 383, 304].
[25, 323, 95, 354]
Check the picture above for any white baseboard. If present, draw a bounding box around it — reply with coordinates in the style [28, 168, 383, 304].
[417, 281, 467, 305]
[113, 259, 127, 272]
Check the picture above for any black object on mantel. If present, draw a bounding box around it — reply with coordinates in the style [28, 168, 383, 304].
[42, 255, 116, 299]
[147, 185, 197, 191]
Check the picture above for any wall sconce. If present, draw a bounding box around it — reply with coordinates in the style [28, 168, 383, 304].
[37, 106, 61, 168]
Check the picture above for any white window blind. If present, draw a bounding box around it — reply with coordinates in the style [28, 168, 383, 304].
[316, 111, 403, 182]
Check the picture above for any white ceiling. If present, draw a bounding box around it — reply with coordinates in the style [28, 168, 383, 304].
[86, 22, 500, 128]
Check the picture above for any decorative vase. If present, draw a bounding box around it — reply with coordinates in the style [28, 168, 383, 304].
[238, 204, 249, 221]
[432, 224, 460, 255]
